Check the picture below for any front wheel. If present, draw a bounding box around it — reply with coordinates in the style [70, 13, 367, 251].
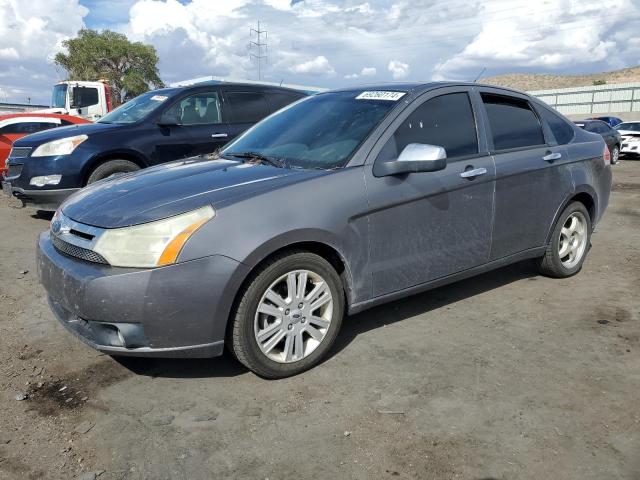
[86, 159, 140, 185]
[537, 202, 591, 278]
[229, 251, 344, 379]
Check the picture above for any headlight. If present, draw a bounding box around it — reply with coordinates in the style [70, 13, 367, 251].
[93, 206, 215, 268]
[32, 135, 88, 157]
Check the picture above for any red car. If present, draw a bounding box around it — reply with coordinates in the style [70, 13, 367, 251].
[1, 113, 91, 177]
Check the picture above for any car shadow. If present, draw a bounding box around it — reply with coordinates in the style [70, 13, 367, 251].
[115, 260, 536, 380]
[327, 260, 537, 362]
[31, 210, 54, 221]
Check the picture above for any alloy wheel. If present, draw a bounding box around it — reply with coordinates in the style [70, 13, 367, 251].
[558, 211, 588, 269]
[254, 269, 333, 363]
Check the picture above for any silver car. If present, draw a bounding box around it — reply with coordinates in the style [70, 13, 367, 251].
[37, 83, 612, 378]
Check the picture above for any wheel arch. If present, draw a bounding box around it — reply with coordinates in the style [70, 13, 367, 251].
[223, 236, 356, 342]
[82, 150, 148, 186]
[545, 187, 597, 244]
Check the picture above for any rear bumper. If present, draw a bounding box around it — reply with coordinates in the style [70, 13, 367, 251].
[37, 231, 250, 358]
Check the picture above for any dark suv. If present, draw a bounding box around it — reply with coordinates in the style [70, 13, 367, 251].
[2, 83, 306, 210]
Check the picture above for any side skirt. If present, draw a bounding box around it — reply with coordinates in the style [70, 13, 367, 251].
[348, 246, 546, 315]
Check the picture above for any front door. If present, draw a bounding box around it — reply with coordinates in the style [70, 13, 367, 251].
[364, 89, 496, 297]
[155, 90, 231, 163]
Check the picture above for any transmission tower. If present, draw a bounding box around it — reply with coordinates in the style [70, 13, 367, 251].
[249, 21, 268, 80]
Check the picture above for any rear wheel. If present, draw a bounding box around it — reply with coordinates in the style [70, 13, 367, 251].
[611, 145, 620, 164]
[537, 202, 591, 278]
[86, 159, 140, 185]
[229, 251, 344, 379]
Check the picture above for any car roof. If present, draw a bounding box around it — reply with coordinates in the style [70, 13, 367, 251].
[0, 113, 88, 121]
[325, 81, 531, 96]
[170, 83, 307, 95]
[575, 119, 608, 125]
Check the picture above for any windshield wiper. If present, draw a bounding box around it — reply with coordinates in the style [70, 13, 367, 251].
[225, 151, 287, 168]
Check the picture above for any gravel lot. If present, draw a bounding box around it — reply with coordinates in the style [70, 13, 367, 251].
[0, 161, 638, 480]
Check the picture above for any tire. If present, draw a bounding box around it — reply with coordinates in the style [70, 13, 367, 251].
[86, 159, 140, 185]
[537, 202, 592, 278]
[229, 250, 345, 379]
[611, 145, 620, 164]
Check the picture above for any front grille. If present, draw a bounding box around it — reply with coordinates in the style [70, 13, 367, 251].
[9, 147, 32, 159]
[7, 164, 22, 178]
[52, 235, 109, 265]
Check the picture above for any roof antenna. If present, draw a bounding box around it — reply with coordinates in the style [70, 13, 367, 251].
[473, 67, 486, 83]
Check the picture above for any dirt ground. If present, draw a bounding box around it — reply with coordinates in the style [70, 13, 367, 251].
[0, 161, 638, 480]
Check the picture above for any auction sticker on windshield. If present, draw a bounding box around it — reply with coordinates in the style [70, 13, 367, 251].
[151, 95, 168, 102]
[356, 91, 406, 101]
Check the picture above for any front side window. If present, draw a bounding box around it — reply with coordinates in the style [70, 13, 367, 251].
[377, 92, 478, 163]
[226, 91, 270, 124]
[164, 92, 222, 125]
[99, 90, 177, 124]
[222, 91, 398, 170]
[75, 87, 99, 107]
[482, 93, 545, 150]
[538, 106, 575, 145]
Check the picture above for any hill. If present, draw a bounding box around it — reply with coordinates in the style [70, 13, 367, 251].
[482, 66, 640, 91]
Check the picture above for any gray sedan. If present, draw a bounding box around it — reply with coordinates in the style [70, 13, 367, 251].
[37, 82, 612, 378]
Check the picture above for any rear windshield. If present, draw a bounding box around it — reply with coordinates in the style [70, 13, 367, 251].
[222, 91, 399, 169]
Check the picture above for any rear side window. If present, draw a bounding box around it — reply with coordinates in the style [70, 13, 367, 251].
[377, 92, 478, 162]
[267, 92, 304, 113]
[0, 122, 58, 134]
[482, 93, 545, 150]
[538, 107, 575, 145]
[226, 91, 270, 123]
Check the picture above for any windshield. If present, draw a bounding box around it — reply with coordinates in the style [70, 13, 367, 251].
[51, 84, 67, 109]
[222, 91, 399, 169]
[98, 90, 173, 124]
[615, 122, 640, 132]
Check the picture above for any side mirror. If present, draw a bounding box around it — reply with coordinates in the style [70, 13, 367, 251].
[158, 110, 181, 126]
[376, 143, 447, 176]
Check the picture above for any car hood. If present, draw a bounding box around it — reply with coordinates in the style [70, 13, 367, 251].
[12, 122, 120, 147]
[62, 157, 323, 228]
[617, 129, 640, 137]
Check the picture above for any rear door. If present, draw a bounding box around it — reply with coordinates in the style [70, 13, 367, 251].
[479, 89, 573, 259]
[222, 90, 271, 141]
[364, 87, 496, 296]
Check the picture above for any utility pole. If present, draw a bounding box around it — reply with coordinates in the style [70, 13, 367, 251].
[249, 21, 268, 80]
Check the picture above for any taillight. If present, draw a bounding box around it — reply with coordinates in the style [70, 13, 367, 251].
[603, 144, 611, 165]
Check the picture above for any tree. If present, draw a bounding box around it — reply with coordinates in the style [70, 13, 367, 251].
[55, 29, 164, 105]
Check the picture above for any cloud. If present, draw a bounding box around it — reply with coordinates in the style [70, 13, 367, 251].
[388, 60, 410, 80]
[433, 0, 639, 80]
[0, 47, 19, 60]
[2, 0, 640, 104]
[0, 0, 87, 103]
[289, 55, 336, 76]
[344, 66, 376, 80]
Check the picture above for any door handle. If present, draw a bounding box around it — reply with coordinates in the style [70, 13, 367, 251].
[460, 167, 487, 179]
[211, 133, 228, 138]
[543, 152, 562, 162]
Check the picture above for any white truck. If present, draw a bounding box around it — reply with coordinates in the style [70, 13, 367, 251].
[36, 80, 113, 121]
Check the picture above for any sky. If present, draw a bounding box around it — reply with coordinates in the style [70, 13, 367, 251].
[0, 0, 639, 104]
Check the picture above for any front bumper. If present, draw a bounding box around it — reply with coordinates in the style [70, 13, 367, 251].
[620, 143, 640, 155]
[37, 231, 250, 358]
[7, 184, 79, 211]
